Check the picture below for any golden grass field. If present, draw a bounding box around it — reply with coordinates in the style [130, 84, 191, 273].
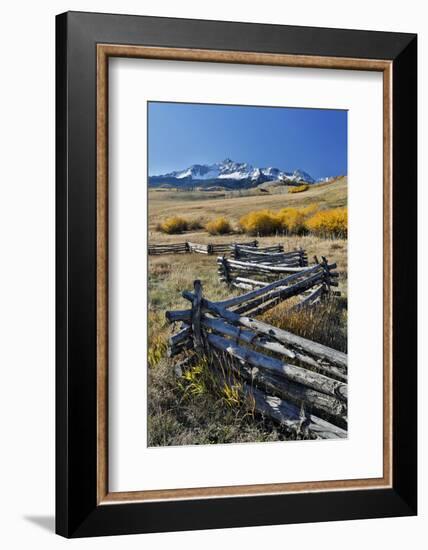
[148, 176, 347, 234]
[147, 178, 348, 446]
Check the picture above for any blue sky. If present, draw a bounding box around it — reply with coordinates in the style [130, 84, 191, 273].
[148, 102, 347, 180]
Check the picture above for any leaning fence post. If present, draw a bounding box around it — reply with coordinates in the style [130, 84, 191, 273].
[300, 247, 308, 267]
[191, 280, 204, 352]
[321, 256, 331, 296]
[220, 255, 230, 283]
[298, 402, 310, 438]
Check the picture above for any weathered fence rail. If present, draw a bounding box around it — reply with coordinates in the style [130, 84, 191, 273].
[231, 244, 308, 267]
[217, 254, 338, 289]
[148, 242, 189, 255]
[166, 279, 348, 439]
[148, 240, 258, 256]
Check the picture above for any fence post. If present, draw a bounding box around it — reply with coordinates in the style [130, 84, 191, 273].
[207, 244, 213, 255]
[185, 242, 190, 253]
[321, 256, 331, 296]
[298, 402, 310, 438]
[298, 247, 307, 267]
[191, 280, 204, 352]
[220, 256, 230, 283]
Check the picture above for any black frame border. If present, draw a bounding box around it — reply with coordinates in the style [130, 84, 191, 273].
[56, 11, 417, 538]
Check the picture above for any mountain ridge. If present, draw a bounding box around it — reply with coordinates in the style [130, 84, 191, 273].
[148, 158, 327, 189]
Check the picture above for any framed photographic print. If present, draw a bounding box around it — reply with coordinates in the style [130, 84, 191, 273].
[56, 11, 417, 538]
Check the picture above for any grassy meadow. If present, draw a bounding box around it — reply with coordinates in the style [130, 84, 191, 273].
[147, 178, 348, 446]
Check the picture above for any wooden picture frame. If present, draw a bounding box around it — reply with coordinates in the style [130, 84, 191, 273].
[56, 11, 417, 537]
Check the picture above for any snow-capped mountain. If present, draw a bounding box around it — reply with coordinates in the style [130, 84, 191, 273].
[149, 158, 316, 189]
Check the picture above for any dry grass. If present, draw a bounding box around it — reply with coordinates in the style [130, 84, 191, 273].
[157, 216, 188, 234]
[205, 216, 233, 235]
[288, 184, 309, 194]
[147, 176, 348, 446]
[148, 176, 347, 230]
[147, 233, 347, 447]
[261, 298, 348, 352]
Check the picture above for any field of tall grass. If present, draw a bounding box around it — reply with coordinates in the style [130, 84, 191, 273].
[147, 234, 347, 446]
[147, 177, 348, 445]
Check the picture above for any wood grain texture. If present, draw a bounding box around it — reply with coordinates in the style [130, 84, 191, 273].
[96, 43, 393, 504]
[96, 45, 108, 504]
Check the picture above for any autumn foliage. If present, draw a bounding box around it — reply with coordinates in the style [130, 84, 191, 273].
[288, 184, 309, 194]
[158, 216, 188, 234]
[238, 210, 281, 236]
[205, 217, 232, 235]
[239, 205, 347, 238]
[306, 207, 348, 238]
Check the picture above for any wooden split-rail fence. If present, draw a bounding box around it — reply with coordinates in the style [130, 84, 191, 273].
[230, 244, 308, 266]
[166, 279, 347, 439]
[218, 253, 338, 292]
[148, 240, 258, 256]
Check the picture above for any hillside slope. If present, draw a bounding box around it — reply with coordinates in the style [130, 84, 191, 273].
[149, 176, 347, 229]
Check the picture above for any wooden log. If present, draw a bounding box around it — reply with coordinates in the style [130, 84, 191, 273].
[234, 257, 301, 266]
[149, 243, 187, 248]
[237, 251, 294, 258]
[236, 276, 324, 317]
[234, 277, 268, 287]
[231, 285, 299, 314]
[198, 300, 347, 370]
[243, 385, 347, 439]
[167, 307, 347, 381]
[225, 259, 313, 274]
[202, 316, 296, 360]
[239, 258, 301, 265]
[174, 340, 347, 429]
[225, 273, 324, 308]
[230, 281, 255, 291]
[167, 339, 193, 357]
[151, 245, 186, 248]
[292, 285, 324, 311]
[215, 265, 321, 308]
[168, 325, 191, 346]
[237, 249, 299, 258]
[218, 256, 230, 283]
[223, 263, 297, 273]
[206, 333, 347, 400]
[238, 363, 347, 428]
[191, 280, 203, 351]
[237, 244, 283, 253]
[227, 272, 325, 313]
[238, 295, 290, 317]
[165, 309, 191, 323]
